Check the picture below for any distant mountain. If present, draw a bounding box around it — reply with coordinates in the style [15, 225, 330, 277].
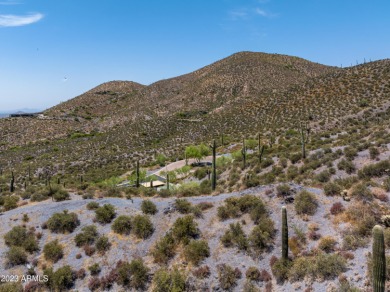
[0, 108, 42, 118]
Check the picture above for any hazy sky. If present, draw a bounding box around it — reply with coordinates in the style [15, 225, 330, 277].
[0, 0, 389, 111]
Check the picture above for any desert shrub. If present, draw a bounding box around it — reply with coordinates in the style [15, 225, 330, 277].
[286, 165, 299, 180]
[103, 187, 122, 198]
[46, 210, 80, 233]
[384, 228, 390, 248]
[159, 189, 172, 198]
[132, 214, 154, 239]
[294, 190, 318, 215]
[217, 195, 266, 222]
[4, 226, 38, 253]
[249, 218, 275, 254]
[2, 195, 19, 211]
[358, 160, 390, 178]
[86, 201, 99, 210]
[318, 236, 337, 253]
[151, 232, 176, 264]
[74, 225, 99, 246]
[192, 265, 210, 279]
[128, 259, 150, 289]
[51, 266, 75, 291]
[383, 177, 390, 192]
[6, 246, 27, 266]
[141, 200, 158, 215]
[217, 264, 241, 290]
[314, 253, 346, 279]
[175, 199, 193, 214]
[350, 183, 373, 201]
[53, 189, 70, 201]
[221, 222, 248, 251]
[289, 153, 302, 164]
[115, 260, 132, 286]
[261, 158, 274, 168]
[245, 174, 260, 188]
[344, 147, 357, 160]
[88, 263, 101, 275]
[171, 215, 199, 244]
[111, 215, 132, 235]
[315, 170, 331, 183]
[330, 202, 345, 215]
[342, 233, 368, 250]
[95, 204, 116, 224]
[271, 258, 292, 282]
[337, 159, 356, 174]
[183, 240, 210, 265]
[324, 182, 342, 196]
[96, 235, 111, 253]
[152, 268, 186, 292]
[43, 239, 63, 262]
[194, 168, 207, 180]
[276, 184, 291, 197]
[83, 244, 96, 256]
[88, 277, 101, 291]
[0, 282, 23, 292]
[176, 182, 201, 197]
[246, 267, 261, 281]
[369, 146, 380, 159]
[197, 202, 213, 210]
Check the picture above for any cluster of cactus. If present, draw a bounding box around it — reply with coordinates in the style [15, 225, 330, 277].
[372, 225, 386, 292]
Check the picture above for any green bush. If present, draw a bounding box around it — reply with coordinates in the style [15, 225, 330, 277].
[358, 160, 390, 178]
[141, 200, 158, 215]
[194, 168, 207, 180]
[183, 240, 210, 265]
[74, 225, 99, 246]
[271, 258, 292, 282]
[217, 195, 267, 223]
[46, 210, 80, 233]
[43, 239, 63, 262]
[152, 268, 186, 292]
[2, 195, 19, 211]
[53, 189, 70, 201]
[0, 282, 23, 292]
[95, 235, 111, 253]
[4, 226, 39, 253]
[289, 153, 302, 164]
[337, 159, 356, 174]
[95, 204, 116, 224]
[217, 264, 241, 290]
[245, 266, 261, 281]
[276, 184, 291, 197]
[323, 182, 342, 196]
[6, 246, 27, 266]
[51, 266, 75, 291]
[111, 215, 132, 235]
[369, 147, 380, 159]
[350, 183, 373, 201]
[315, 170, 331, 183]
[132, 214, 154, 239]
[249, 218, 275, 254]
[318, 236, 337, 253]
[152, 233, 176, 264]
[86, 201, 99, 210]
[344, 147, 358, 160]
[88, 263, 101, 275]
[128, 259, 150, 289]
[221, 222, 248, 251]
[175, 199, 193, 214]
[171, 215, 199, 244]
[294, 190, 318, 215]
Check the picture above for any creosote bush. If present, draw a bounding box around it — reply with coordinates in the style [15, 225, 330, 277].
[141, 200, 158, 215]
[171, 215, 199, 244]
[75, 225, 99, 246]
[95, 204, 116, 224]
[183, 240, 210, 265]
[132, 214, 154, 239]
[46, 210, 80, 233]
[43, 239, 64, 262]
[152, 268, 186, 292]
[111, 215, 132, 235]
[294, 190, 318, 215]
[151, 232, 176, 264]
[217, 264, 241, 290]
[4, 226, 39, 253]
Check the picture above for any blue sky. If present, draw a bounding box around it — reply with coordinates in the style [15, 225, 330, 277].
[0, 0, 389, 111]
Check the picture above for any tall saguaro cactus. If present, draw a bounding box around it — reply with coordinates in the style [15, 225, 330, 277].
[282, 206, 289, 260]
[210, 140, 217, 191]
[372, 225, 386, 292]
[166, 173, 170, 190]
[10, 171, 15, 193]
[136, 161, 140, 188]
[241, 139, 247, 169]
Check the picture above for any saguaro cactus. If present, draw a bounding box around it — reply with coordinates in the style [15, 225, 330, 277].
[242, 139, 247, 169]
[258, 133, 265, 163]
[372, 225, 386, 292]
[10, 171, 15, 193]
[210, 140, 217, 191]
[166, 173, 170, 190]
[282, 206, 289, 260]
[136, 161, 140, 188]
